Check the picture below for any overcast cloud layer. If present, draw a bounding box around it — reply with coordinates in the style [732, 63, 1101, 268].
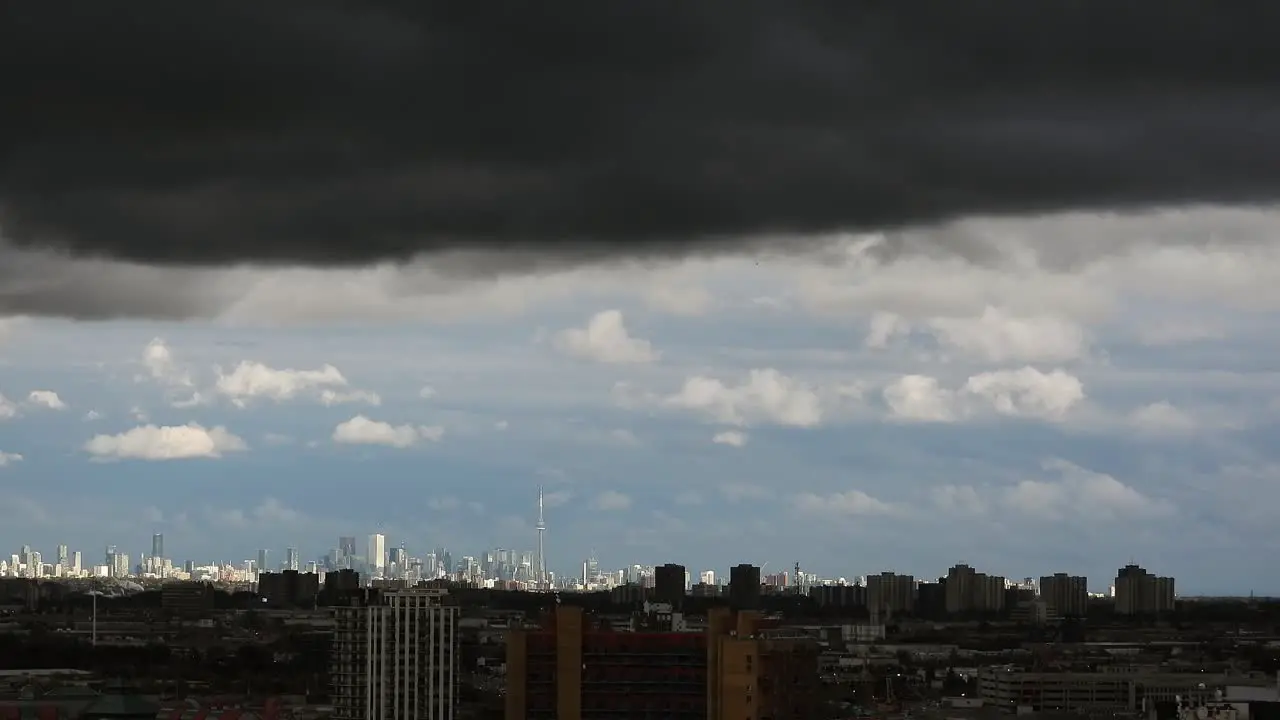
[3, 0, 1280, 276]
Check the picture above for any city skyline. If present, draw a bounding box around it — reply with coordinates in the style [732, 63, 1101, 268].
[0, 527, 1221, 600]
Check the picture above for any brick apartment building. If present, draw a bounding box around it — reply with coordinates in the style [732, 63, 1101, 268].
[504, 605, 817, 720]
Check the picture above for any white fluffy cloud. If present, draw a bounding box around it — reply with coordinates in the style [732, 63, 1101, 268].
[592, 490, 632, 511]
[963, 368, 1086, 420]
[882, 375, 956, 422]
[26, 390, 66, 410]
[712, 430, 748, 447]
[793, 489, 896, 517]
[933, 459, 1174, 523]
[0, 451, 23, 466]
[332, 415, 444, 448]
[883, 367, 1085, 423]
[864, 311, 911, 349]
[554, 310, 658, 364]
[216, 360, 349, 405]
[0, 393, 16, 420]
[928, 307, 1088, 363]
[84, 423, 247, 460]
[142, 338, 192, 386]
[1002, 459, 1175, 521]
[865, 307, 1088, 363]
[1127, 401, 1198, 435]
[319, 388, 383, 406]
[664, 368, 822, 427]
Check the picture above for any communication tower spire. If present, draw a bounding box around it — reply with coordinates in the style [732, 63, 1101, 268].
[535, 485, 548, 590]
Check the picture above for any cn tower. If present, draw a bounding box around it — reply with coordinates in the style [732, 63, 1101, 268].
[535, 485, 548, 590]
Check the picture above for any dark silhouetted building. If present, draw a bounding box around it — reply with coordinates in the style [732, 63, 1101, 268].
[1114, 564, 1175, 615]
[654, 563, 686, 609]
[1040, 573, 1088, 617]
[160, 581, 215, 618]
[258, 570, 320, 607]
[729, 564, 761, 611]
[809, 582, 867, 610]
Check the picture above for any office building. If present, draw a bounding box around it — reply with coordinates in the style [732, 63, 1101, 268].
[1114, 564, 1175, 615]
[152, 534, 164, 561]
[1039, 573, 1088, 617]
[339, 536, 357, 569]
[504, 604, 817, 720]
[368, 534, 386, 576]
[333, 588, 458, 720]
[286, 547, 300, 571]
[257, 548, 270, 574]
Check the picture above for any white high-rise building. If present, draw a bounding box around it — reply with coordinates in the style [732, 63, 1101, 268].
[332, 589, 458, 720]
[368, 534, 386, 575]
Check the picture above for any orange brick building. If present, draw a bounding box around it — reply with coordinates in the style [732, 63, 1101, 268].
[505, 605, 817, 720]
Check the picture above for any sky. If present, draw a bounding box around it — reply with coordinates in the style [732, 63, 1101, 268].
[4, 211, 1280, 593]
[2, 2, 1280, 594]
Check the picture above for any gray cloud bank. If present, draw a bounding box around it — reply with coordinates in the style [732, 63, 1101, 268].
[3, 0, 1280, 272]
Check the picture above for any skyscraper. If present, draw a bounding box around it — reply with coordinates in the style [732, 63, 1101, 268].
[286, 547, 300, 571]
[368, 533, 386, 575]
[339, 536, 357, 570]
[339, 536, 357, 557]
[152, 533, 164, 560]
[258, 548, 270, 573]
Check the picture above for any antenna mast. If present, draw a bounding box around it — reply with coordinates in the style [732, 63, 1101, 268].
[535, 485, 548, 591]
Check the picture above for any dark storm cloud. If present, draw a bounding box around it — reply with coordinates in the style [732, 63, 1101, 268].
[3, 0, 1280, 268]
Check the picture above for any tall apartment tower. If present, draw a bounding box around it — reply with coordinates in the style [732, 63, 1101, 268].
[867, 572, 917, 617]
[333, 589, 459, 720]
[945, 563, 1006, 615]
[1114, 564, 1175, 615]
[1039, 573, 1089, 617]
